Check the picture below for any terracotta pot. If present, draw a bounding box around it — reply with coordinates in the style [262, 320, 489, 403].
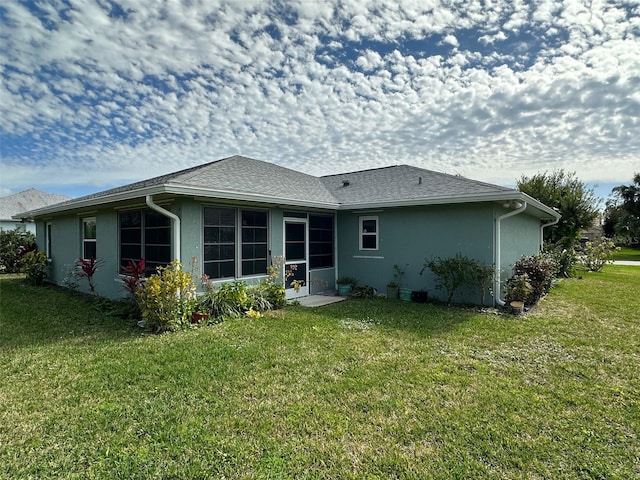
[191, 312, 210, 323]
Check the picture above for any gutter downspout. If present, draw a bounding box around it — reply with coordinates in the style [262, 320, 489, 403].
[494, 201, 527, 307]
[146, 195, 180, 262]
[540, 217, 560, 251]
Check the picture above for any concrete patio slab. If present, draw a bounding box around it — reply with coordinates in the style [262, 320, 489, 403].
[293, 295, 347, 307]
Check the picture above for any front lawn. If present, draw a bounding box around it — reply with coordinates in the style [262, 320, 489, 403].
[612, 245, 640, 261]
[1, 268, 638, 479]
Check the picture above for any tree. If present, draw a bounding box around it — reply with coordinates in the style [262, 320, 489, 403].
[0, 228, 36, 273]
[517, 170, 599, 248]
[603, 173, 640, 244]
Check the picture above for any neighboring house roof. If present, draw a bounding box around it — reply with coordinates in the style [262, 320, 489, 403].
[1, 188, 71, 222]
[17, 155, 560, 220]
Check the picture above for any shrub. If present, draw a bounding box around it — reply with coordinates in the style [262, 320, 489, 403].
[258, 280, 286, 309]
[421, 253, 492, 305]
[245, 284, 274, 312]
[350, 285, 377, 298]
[137, 260, 196, 333]
[61, 264, 80, 290]
[512, 254, 556, 305]
[579, 238, 619, 272]
[0, 229, 36, 273]
[200, 280, 249, 320]
[544, 244, 578, 278]
[504, 273, 533, 305]
[20, 251, 47, 285]
[468, 262, 494, 307]
[336, 276, 358, 286]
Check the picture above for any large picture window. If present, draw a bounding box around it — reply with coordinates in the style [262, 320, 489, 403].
[359, 216, 378, 250]
[119, 209, 171, 270]
[309, 214, 334, 269]
[203, 207, 269, 279]
[82, 217, 97, 260]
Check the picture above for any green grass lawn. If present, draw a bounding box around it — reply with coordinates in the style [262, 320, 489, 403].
[1, 267, 639, 479]
[612, 245, 640, 261]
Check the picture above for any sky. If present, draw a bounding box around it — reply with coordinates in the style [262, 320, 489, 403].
[1, 0, 639, 204]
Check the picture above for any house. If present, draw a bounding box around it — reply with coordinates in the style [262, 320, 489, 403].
[1, 188, 71, 234]
[15, 155, 560, 305]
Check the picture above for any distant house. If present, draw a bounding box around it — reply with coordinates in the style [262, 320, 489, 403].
[1, 188, 71, 234]
[16, 155, 560, 305]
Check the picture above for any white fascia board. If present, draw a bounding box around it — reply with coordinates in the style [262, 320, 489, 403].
[342, 191, 560, 219]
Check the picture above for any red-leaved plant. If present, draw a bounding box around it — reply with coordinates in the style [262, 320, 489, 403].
[76, 257, 105, 293]
[120, 259, 147, 297]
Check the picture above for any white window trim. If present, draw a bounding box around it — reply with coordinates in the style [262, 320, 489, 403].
[82, 217, 97, 260]
[202, 206, 270, 280]
[359, 215, 378, 251]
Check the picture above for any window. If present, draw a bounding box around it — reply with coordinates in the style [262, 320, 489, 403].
[82, 217, 96, 259]
[203, 207, 236, 279]
[203, 207, 269, 279]
[119, 209, 171, 270]
[359, 216, 378, 250]
[309, 214, 334, 269]
[46, 223, 52, 258]
[241, 210, 268, 276]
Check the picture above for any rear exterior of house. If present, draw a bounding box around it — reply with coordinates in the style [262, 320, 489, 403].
[21, 155, 560, 305]
[38, 197, 339, 300]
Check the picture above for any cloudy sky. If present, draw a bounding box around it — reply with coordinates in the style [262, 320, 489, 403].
[1, 0, 639, 201]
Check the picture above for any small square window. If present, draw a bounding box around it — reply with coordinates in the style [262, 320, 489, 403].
[359, 216, 378, 250]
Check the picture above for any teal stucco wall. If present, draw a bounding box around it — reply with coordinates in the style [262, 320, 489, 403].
[336, 204, 495, 303]
[497, 209, 543, 298]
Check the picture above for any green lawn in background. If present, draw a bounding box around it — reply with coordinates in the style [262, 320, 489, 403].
[1, 266, 638, 479]
[612, 245, 640, 261]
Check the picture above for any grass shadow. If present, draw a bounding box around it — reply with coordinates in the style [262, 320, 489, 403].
[0, 278, 141, 350]
[301, 296, 494, 337]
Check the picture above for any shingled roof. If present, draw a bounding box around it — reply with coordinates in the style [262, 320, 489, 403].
[1, 189, 71, 221]
[320, 164, 513, 208]
[18, 155, 558, 220]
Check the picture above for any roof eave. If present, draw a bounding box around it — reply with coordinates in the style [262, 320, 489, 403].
[14, 185, 167, 219]
[340, 191, 561, 219]
[16, 184, 341, 219]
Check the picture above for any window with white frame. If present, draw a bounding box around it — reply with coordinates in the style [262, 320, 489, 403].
[359, 216, 378, 250]
[203, 207, 269, 280]
[82, 217, 97, 259]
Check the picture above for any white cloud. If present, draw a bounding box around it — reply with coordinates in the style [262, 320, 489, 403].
[0, 0, 638, 199]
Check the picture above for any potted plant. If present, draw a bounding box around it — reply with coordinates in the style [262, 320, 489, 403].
[336, 276, 357, 296]
[386, 281, 399, 299]
[387, 263, 408, 299]
[505, 273, 532, 314]
[392, 264, 413, 301]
